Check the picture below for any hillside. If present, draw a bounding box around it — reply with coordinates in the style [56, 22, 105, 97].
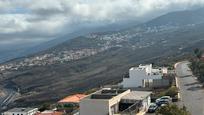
[1, 9, 204, 106]
[145, 8, 204, 27]
[0, 21, 140, 64]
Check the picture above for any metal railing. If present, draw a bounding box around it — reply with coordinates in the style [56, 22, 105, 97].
[120, 101, 142, 115]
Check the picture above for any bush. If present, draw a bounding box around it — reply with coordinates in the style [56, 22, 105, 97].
[190, 59, 204, 83]
[156, 104, 190, 115]
[64, 104, 74, 108]
[165, 86, 178, 97]
[156, 86, 178, 98]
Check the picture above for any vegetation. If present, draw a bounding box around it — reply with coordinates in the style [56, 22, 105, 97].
[190, 49, 204, 83]
[156, 86, 178, 98]
[156, 104, 190, 115]
[194, 48, 202, 59]
[38, 103, 51, 111]
[3, 18, 204, 106]
[164, 86, 178, 97]
[57, 103, 78, 113]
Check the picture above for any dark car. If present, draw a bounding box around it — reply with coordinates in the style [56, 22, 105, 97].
[148, 103, 158, 113]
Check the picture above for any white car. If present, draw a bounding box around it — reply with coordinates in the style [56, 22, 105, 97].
[156, 96, 172, 103]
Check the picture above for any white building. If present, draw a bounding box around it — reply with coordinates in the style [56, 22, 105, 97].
[122, 64, 167, 88]
[80, 88, 151, 115]
[2, 108, 38, 115]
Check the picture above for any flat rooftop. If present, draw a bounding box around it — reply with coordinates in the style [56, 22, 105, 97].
[130, 64, 163, 75]
[87, 88, 127, 99]
[36, 110, 63, 115]
[121, 91, 152, 100]
[5, 108, 37, 113]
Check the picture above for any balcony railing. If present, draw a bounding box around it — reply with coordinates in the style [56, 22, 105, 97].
[119, 101, 142, 115]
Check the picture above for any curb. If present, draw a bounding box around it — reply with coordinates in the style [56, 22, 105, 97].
[174, 62, 181, 100]
[175, 76, 181, 100]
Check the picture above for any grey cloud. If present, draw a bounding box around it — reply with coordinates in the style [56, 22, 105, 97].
[1, 0, 204, 45]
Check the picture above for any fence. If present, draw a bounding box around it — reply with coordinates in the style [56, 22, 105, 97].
[120, 101, 142, 115]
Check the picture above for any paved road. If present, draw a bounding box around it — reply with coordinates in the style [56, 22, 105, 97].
[175, 61, 204, 115]
[0, 87, 18, 111]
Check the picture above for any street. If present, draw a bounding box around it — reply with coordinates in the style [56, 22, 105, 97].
[175, 61, 204, 115]
[0, 87, 19, 111]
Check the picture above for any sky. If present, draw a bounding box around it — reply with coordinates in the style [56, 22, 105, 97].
[1, 0, 204, 46]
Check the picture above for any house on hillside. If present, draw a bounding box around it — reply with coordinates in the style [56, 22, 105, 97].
[57, 94, 86, 114]
[58, 94, 87, 105]
[79, 88, 151, 115]
[2, 108, 38, 115]
[121, 64, 169, 88]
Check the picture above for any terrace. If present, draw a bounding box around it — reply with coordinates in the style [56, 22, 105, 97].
[89, 89, 127, 99]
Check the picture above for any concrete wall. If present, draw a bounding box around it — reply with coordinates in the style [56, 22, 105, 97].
[152, 79, 170, 88]
[122, 69, 146, 88]
[122, 68, 162, 88]
[143, 79, 170, 88]
[3, 112, 27, 115]
[141, 96, 151, 111]
[108, 90, 131, 114]
[80, 90, 130, 115]
[80, 99, 109, 115]
[3, 109, 38, 115]
[27, 109, 38, 115]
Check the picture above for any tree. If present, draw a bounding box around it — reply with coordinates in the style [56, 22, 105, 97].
[194, 48, 200, 56]
[157, 86, 178, 97]
[156, 104, 190, 115]
[190, 58, 204, 83]
[194, 48, 202, 59]
[165, 86, 178, 97]
[190, 49, 204, 84]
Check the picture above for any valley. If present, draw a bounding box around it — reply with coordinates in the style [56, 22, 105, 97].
[1, 8, 204, 107]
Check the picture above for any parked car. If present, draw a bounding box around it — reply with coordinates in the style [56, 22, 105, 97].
[156, 96, 172, 103]
[160, 96, 172, 101]
[148, 103, 158, 113]
[156, 99, 171, 106]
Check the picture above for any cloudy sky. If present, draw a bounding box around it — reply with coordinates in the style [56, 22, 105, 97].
[1, 0, 204, 46]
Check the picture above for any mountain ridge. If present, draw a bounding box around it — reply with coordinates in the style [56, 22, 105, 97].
[144, 8, 204, 27]
[1, 8, 204, 106]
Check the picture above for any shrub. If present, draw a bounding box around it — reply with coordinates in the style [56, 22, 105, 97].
[156, 86, 178, 98]
[156, 104, 190, 115]
[165, 86, 178, 97]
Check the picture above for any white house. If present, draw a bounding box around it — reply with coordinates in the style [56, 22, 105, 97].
[121, 64, 167, 88]
[2, 108, 38, 115]
[79, 88, 151, 115]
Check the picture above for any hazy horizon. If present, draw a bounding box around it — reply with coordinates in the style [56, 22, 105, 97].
[1, 0, 204, 47]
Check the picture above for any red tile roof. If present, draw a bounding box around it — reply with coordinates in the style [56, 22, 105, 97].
[58, 94, 87, 103]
